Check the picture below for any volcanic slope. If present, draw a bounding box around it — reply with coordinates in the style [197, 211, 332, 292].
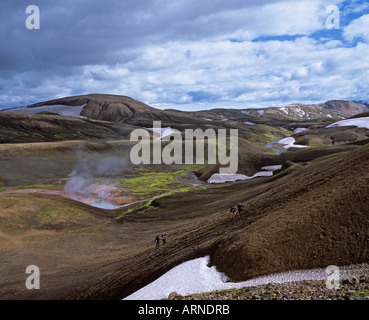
[46, 141, 368, 300]
[210, 143, 369, 281]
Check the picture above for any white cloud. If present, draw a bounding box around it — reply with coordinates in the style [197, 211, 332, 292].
[343, 14, 369, 42]
[0, 0, 368, 110]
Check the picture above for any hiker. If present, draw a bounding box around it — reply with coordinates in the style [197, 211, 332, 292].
[230, 206, 236, 217]
[155, 235, 160, 247]
[237, 202, 244, 214]
[162, 233, 167, 244]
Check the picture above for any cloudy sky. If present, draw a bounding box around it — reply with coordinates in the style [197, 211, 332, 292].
[1, 0, 369, 110]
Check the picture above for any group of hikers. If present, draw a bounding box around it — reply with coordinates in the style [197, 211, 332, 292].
[155, 233, 166, 247]
[230, 202, 244, 217]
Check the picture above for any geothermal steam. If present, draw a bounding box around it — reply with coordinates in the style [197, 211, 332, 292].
[64, 149, 128, 207]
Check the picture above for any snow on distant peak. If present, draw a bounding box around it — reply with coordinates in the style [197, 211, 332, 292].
[296, 107, 305, 117]
[326, 116, 369, 130]
[279, 107, 289, 115]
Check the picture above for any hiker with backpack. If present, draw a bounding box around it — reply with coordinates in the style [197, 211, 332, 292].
[161, 233, 167, 244]
[237, 202, 244, 215]
[155, 235, 160, 247]
[230, 206, 236, 217]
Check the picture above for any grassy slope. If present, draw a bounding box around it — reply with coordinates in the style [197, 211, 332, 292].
[0, 111, 135, 143]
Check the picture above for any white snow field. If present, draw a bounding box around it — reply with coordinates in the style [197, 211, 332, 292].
[277, 137, 308, 149]
[124, 256, 369, 300]
[7, 104, 86, 118]
[326, 116, 369, 130]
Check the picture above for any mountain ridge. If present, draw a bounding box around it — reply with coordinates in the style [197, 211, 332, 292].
[3, 94, 368, 124]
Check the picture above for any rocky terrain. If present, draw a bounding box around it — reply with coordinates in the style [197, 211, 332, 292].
[168, 275, 369, 300]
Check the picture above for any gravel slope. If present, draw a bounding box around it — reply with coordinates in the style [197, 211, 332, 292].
[168, 275, 369, 300]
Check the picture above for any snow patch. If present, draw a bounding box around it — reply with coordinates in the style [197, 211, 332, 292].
[326, 116, 369, 130]
[207, 171, 273, 184]
[7, 104, 86, 118]
[244, 121, 255, 125]
[277, 137, 308, 149]
[261, 165, 282, 171]
[296, 107, 305, 117]
[293, 128, 307, 134]
[124, 256, 369, 300]
[279, 107, 289, 115]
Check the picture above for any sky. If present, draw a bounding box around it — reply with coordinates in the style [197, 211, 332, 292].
[1, 0, 369, 111]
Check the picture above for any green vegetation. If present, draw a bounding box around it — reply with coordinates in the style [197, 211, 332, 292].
[349, 289, 369, 299]
[114, 166, 200, 199]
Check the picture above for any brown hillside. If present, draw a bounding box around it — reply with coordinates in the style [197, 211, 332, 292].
[24, 94, 163, 124]
[211, 144, 369, 281]
[0, 111, 134, 143]
[322, 100, 367, 117]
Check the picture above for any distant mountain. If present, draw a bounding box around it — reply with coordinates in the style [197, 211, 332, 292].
[240, 100, 367, 121]
[351, 100, 369, 109]
[3, 93, 204, 127]
[319, 100, 368, 117]
[6, 94, 164, 125]
[4, 95, 367, 125]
